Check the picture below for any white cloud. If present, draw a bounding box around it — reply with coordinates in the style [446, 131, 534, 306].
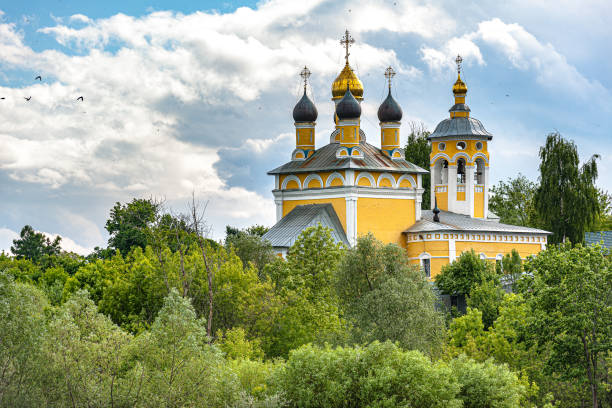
[0, 228, 18, 254]
[0, 227, 92, 255]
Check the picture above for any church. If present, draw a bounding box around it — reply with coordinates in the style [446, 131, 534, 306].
[262, 31, 550, 278]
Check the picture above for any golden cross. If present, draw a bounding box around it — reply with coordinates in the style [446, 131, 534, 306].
[455, 54, 463, 75]
[384, 66, 396, 90]
[340, 29, 354, 64]
[299, 66, 311, 92]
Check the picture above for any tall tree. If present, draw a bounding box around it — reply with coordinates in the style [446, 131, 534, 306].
[489, 174, 538, 227]
[335, 234, 444, 355]
[225, 225, 274, 275]
[534, 132, 600, 244]
[520, 243, 611, 408]
[404, 121, 431, 210]
[11, 225, 62, 262]
[105, 198, 161, 253]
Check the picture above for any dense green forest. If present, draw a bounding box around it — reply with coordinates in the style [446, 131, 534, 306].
[1, 206, 611, 407]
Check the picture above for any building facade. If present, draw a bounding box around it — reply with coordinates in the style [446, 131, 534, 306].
[262, 32, 549, 277]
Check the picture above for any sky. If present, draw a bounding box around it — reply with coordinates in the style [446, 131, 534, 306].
[0, 0, 611, 254]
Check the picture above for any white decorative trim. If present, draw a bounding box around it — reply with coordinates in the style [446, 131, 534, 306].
[346, 194, 357, 247]
[273, 186, 419, 201]
[472, 153, 489, 164]
[330, 129, 341, 144]
[275, 199, 283, 222]
[356, 172, 376, 187]
[380, 122, 400, 129]
[336, 146, 349, 159]
[325, 172, 345, 187]
[449, 239, 456, 262]
[430, 153, 452, 165]
[418, 252, 432, 260]
[389, 148, 404, 160]
[397, 174, 416, 188]
[291, 149, 307, 161]
[451, 152, 472, 164]
[350, 146, 364, 158]
[294, 122, 315, 129]
[281, 175, 302, 190]
[377, 173, 397, 188]
[303, 173, 324, 189]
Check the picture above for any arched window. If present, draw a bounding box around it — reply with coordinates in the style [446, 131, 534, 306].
[457, 158, 466, 184]
[474, 158, 485, 184]
[434, 159, 449, 185]
[479, 253, 487, 260]
[419, 253, 431, 278]
[496, 254, 504, 272]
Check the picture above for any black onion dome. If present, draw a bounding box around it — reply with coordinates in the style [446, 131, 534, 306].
[377, 90, 403, 122]
[292, 90, 318, 122]
[335, 86, 361, 120]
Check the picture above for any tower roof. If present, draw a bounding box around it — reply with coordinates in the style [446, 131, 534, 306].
[335, 85, 361, 120]
[428, 117, 492, 140]
[293, 90, 318, 122]
[377, 89, 403, 122]
[331, 63, 364, 100]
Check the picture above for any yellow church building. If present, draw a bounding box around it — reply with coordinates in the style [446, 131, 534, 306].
[262, 31, 549, 278]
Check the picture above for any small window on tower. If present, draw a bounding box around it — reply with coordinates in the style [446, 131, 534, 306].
[456, 141, 467, 150]
[439, 142, 446, 151]
[476, 141, 483, 150]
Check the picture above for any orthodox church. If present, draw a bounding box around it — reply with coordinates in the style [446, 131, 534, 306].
[262, 31, 549, 278]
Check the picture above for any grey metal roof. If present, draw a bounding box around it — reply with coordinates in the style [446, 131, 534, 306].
[404, 210, 550, 234]
[428, 117, 493, 140]
[262, 204, 349, 249]
[585, 231, 612, 250]
[268, 141, 428, 175]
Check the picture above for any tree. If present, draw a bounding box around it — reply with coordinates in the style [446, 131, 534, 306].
[589, 189, 612, 232]
[498, 249, 523, 291]
[105, 198, 161, 253]
[534, 132, 600, 244]
[520, 243, 612, 408]
[435, 250, 498, 296]
[335, 234, 444, 355]
[225, 225, 275, 275]
[467, 280, 505, 329]
[11, 225, 61, 263]
[489, 174, 538, 227]
[404, 121, 431, 209]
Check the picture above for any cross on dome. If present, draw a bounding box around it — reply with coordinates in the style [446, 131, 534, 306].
[455, 54, 463, 75]
[300, 66, 311, 92]
[340, 29, 355, 64]
[384, 66, 396, 90]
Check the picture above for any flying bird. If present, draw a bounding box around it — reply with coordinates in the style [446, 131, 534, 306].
[0, 97, 5, 100]
[76, 96, 84, 101]
[35, 76, 42, 81]
[24, 96, 31, 101]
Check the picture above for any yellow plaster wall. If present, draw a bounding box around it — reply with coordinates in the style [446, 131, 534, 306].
[430, 140, 489, 165]
[455, 241, 543, 259]
[435, 191, 448, 211]
[357, 198, 415, 246]
[285, 180, 299, 190]
[406, 240, 448, 259]
[457, 190, 466, 201]
[474, 189, 484, 218]
[296, 127, 314, 149]
[338, 124, 360, 147]
[381, 127, 400, 149]
[283, 198, 347, 232]
[307, 178, 322, 189]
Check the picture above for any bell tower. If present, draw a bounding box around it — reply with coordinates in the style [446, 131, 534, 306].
[428, 55, 492, 219]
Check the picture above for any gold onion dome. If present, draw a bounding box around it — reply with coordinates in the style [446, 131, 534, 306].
[452, 73, 468, 95]
[332, 63, 364, 100]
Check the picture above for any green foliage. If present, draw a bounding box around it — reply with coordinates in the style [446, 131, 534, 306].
[217, 327, 264, 361]
[497, 249, 523, 290]
[336, 234, 444, 355]
[404, 121, 431, 209]
[468, 280, 505, 329]
[275, 341, 525, 408]
[262, 225, 345, 358]
[225, 225, 275, 274]
[520, 243, 612, 407]
[450, 355, 524, 408]
[105, 197, 160, 253]
[10, 224, 62, 262]
[489, 174, 538, 227]
[435, 249, 498, 296]
[534, 132, 601, 244]
[0, 273, 48, 407]
[589, 189, 612, 232]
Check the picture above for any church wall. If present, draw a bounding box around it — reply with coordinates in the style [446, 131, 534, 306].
[356, 198, 415, 246]
[474, 187, 485, 218]
[283, 198, 347, 232]
[455, 241, 544, 259]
